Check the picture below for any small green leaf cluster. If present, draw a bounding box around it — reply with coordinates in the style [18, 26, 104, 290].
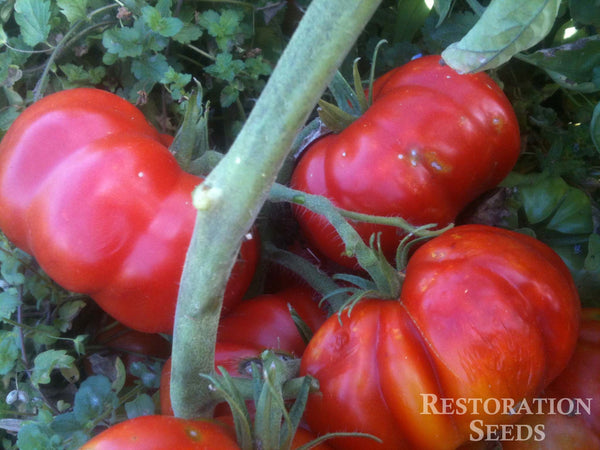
[0, 236, 165, 449]
[1, 0, 291, 141]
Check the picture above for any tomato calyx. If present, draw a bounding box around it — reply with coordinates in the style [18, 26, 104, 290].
[316, 40, 388, 133]
[269, 183, 451, 305]
[169, 87, 226, 177]
[201, 350, 380, 449]
[201, 350, 316, 449]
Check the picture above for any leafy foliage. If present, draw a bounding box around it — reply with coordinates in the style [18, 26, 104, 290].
[1, 0, 600, 447]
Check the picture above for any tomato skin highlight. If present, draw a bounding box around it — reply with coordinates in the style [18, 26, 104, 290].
[0, 88, 259, 333]
[291, 55, 521, 268]
[80, 415, 240, 449]
[300, 225, 580, 449]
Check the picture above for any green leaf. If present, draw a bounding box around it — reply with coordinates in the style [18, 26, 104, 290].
[31, 350, 75, 387]
[244, 56, 272, 80]
[59, 63, 107, 86]
[394, 0, 433, 42]
[199, 9, 245, 51]
[422, 11, 478, 55]
[584, 233, 600, 272]
[14, 0, 51, 47]
[569, 0, 600, 28]
[0, 23, 7, 46]
[57, 0, 88, 24]
[17, 422, 60, 450]
[518, 36, 600, 92]
[56, 300, 87, 332]
[141, 5, 184, 37]
[73, 375, 118, 423]
[102, 26, 144, 58]
[0, 330, 20, 375]
[591, 101, 600, 152]
[517, 175, 568, 224]
[433, 0, 453, 25]
[0, 250, 25, 286]
[546, 187, 593, 234]
[131, 53, 170, 84]
[124, 393, 156, 418]
[0, 288, 20, 320]
[205, 52, 245, 83]
[220, 84, 240, 108]
[172, 22, 203, 44]
[442, 0, 561, 73]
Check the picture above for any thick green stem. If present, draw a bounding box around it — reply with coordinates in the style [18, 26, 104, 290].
[170, 0, 383, 419]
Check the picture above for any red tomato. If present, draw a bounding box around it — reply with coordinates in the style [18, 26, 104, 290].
[80, 414, 239, 449]
[0, 88, 259, 333]
[291, 55, 521, 268]
[300, 225, 580, 449]
[498, 308, 600, 449]
[217, 286, 328, 357]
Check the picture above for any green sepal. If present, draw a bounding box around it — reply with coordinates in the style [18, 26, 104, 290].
[317, 98, 358, 133]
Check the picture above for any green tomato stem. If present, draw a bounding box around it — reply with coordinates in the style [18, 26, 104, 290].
[170, 0, 383, 419]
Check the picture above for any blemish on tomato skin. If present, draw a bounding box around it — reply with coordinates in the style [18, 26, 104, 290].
[491, 115, 505, 133]
[186, 427, 203, 442]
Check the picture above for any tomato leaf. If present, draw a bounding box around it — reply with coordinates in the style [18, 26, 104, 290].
[517, 36, 600, 93]
[14, 0, 51, 47]
[441, 0, 561, 73]
[432, 0, 453, 26]
[569, 0, 600, 27]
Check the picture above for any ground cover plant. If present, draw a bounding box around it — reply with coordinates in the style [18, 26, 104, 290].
[1, 0, 600, 448]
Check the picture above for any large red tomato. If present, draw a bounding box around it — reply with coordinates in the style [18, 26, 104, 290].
[0, 88, 259, 333]
[80, 415, 239, 449]
[291, 55, 520, 268]
[300, 225, 580, 449]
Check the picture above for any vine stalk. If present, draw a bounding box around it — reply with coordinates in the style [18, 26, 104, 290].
[170, 0, 383, 419]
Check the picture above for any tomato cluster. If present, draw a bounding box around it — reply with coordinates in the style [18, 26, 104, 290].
[0, 56, 592, 449]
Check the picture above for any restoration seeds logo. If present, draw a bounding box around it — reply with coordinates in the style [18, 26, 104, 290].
[420, 394, 593, 442]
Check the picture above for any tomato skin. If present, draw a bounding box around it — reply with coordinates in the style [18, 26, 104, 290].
[80, 415, 239, 449]
[499, 309, 600, 449]
[0, 88, 259, 333]
[300, 225, 580, 449]
[290, 55, 521, 268]
[217, 286, 327, 357]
